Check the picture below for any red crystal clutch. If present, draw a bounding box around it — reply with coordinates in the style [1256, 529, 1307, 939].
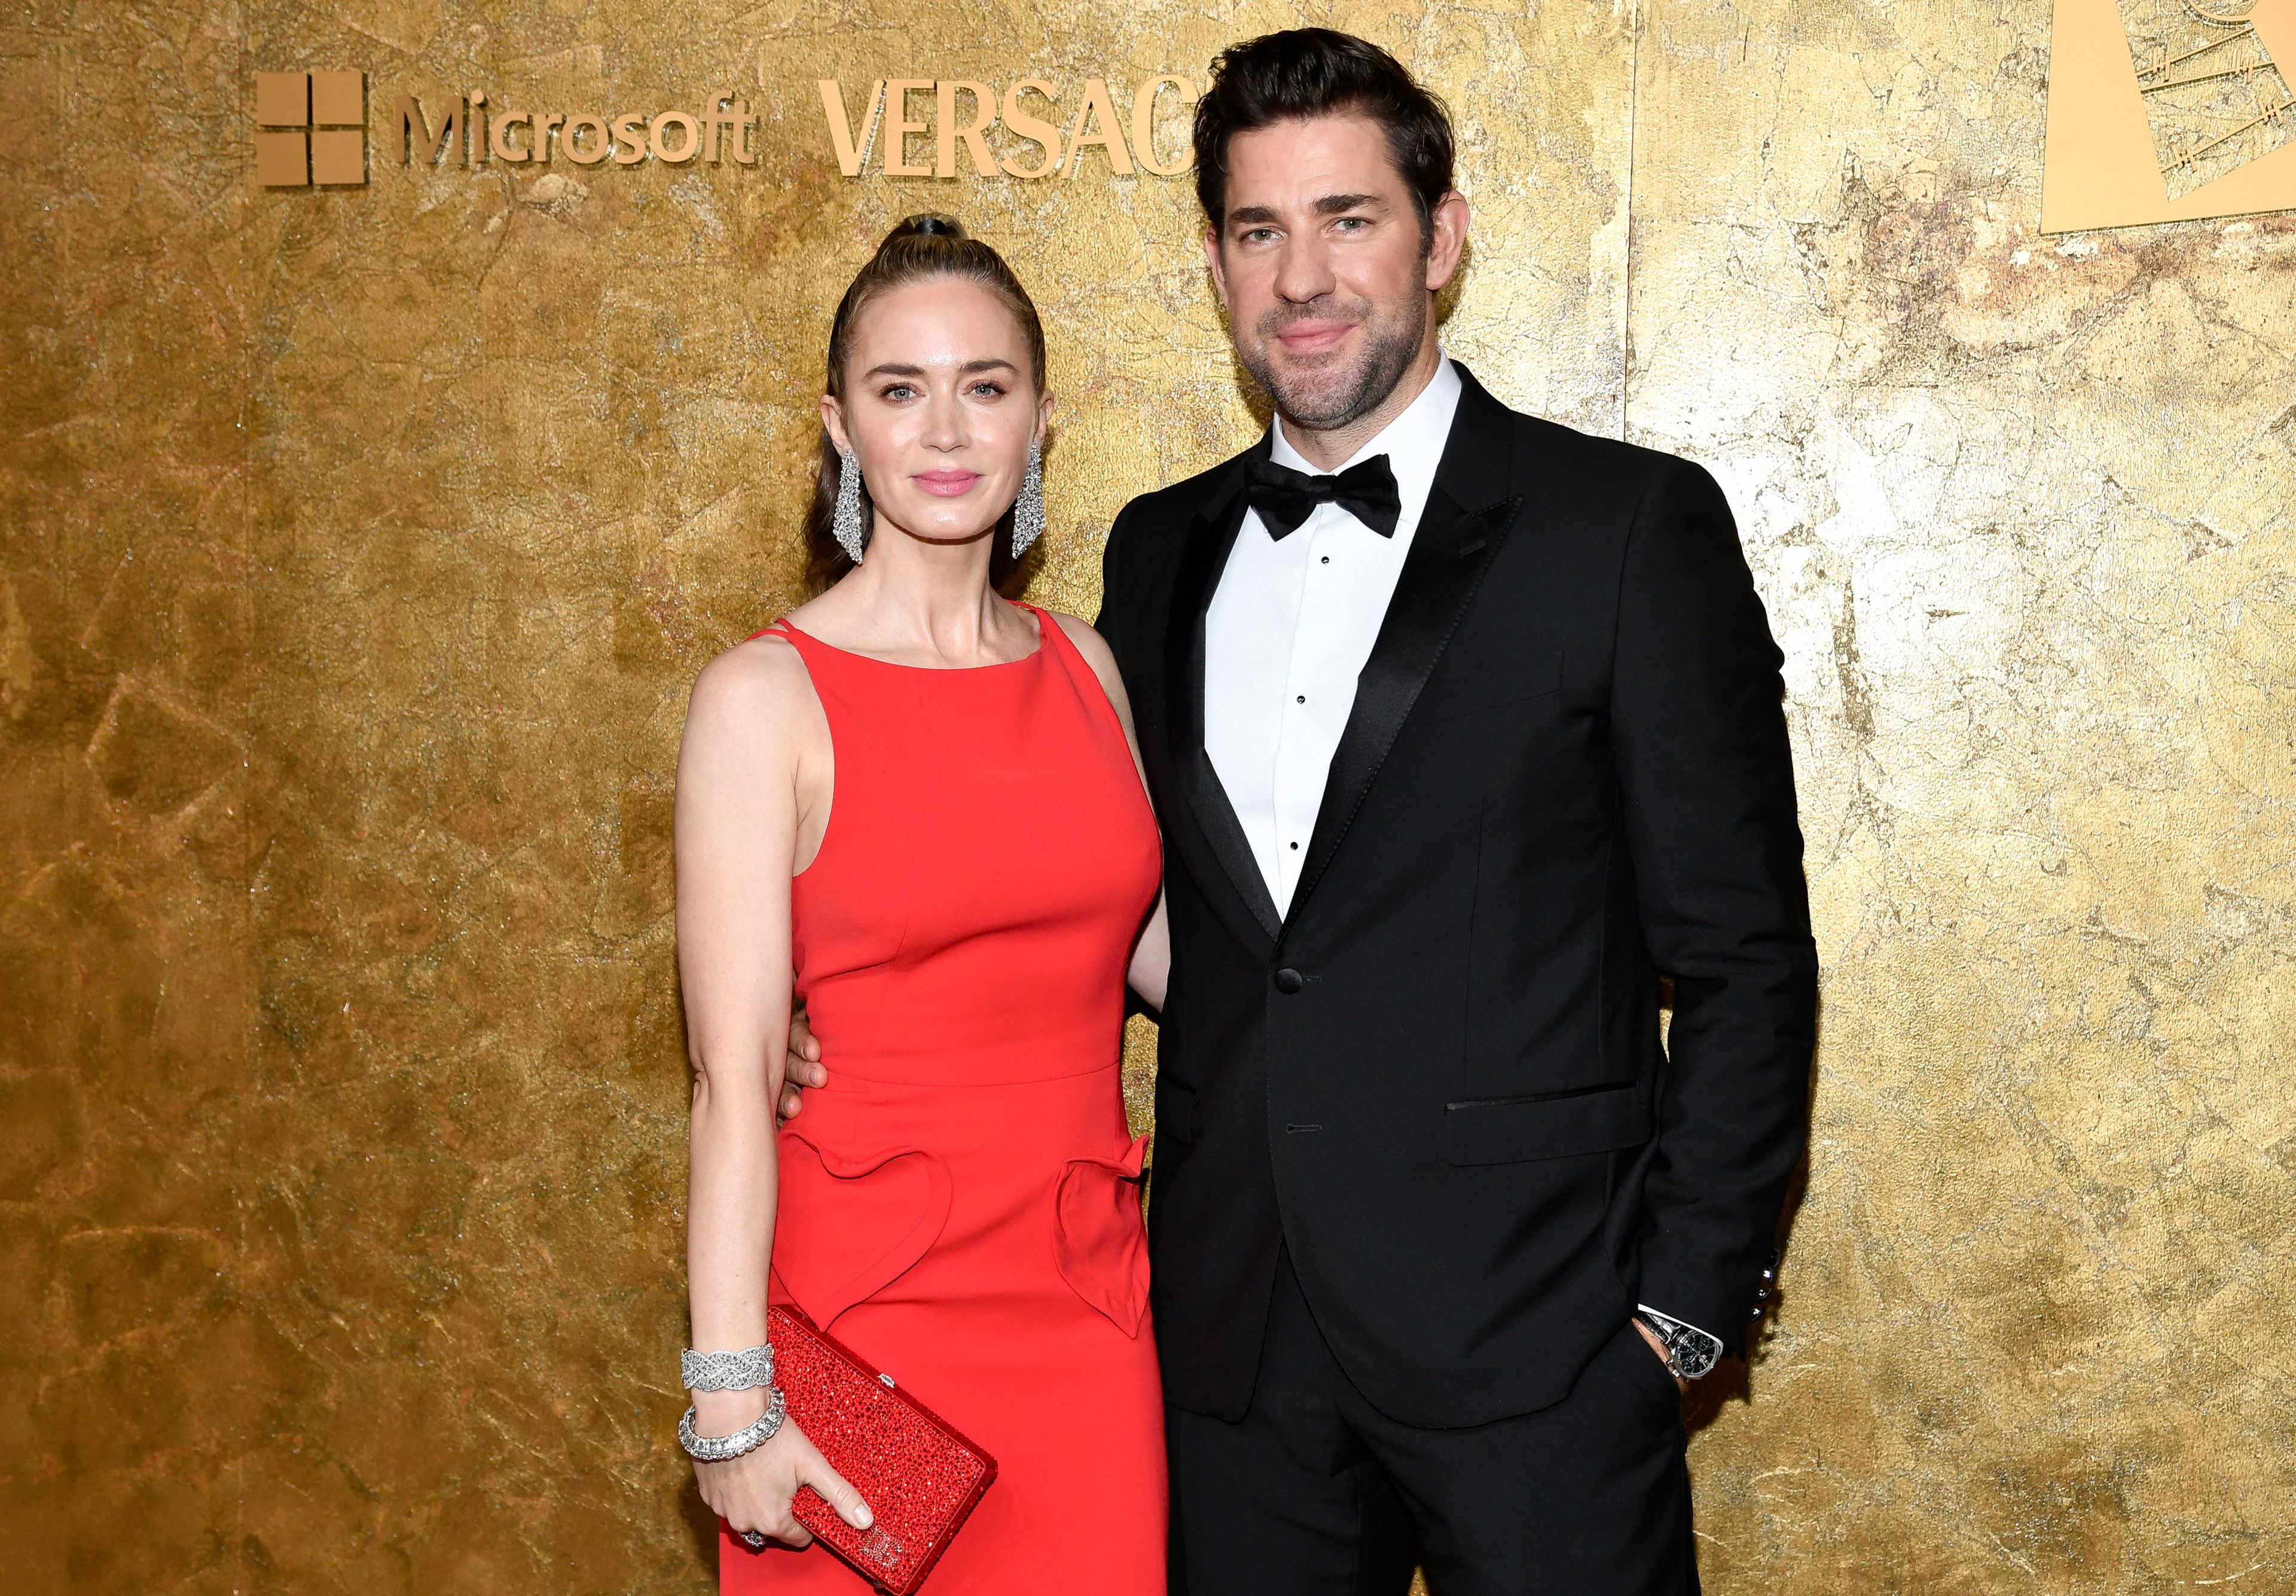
[759, 1303, 998, 1594]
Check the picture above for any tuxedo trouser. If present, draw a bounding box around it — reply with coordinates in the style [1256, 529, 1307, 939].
[1165, 1249, 1700, 1596]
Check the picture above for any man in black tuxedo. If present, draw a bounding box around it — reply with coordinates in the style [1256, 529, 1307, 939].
[1092, 29, 1819, 1595]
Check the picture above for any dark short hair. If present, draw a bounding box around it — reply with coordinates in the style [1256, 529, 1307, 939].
[1192, 29, 1456, 237]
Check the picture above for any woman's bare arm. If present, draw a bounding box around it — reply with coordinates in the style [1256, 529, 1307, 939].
[676, 637, 870, 1545]
[1126, 892, 1171, 1015]
[679, 642, 799, 1387]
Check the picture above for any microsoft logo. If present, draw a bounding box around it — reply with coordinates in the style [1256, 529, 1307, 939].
[255, 71, 367, 186]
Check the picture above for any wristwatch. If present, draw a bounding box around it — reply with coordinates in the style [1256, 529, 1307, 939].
[1633, 1305, 1723, 1381]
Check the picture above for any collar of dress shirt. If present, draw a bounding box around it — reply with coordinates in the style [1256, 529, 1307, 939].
[1266, 353, 1463, 541]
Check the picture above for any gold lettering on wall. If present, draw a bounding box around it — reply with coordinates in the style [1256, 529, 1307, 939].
[256, 69, 1188, 191]
[387, 93, 762, 170]
[938, 81, 997, 178]
[1000, 80, 1064, 179]
[814, 76, 1198, 179]
[609, 112, 648, 166]
[651, 111, 701, 163]
[1061, 78, 1134, 177]
[1130, 75, 1194, 178]
[884, 79, 937, 178]
[399, 94, 459, 165]
[563, 112, 610, 166]
[704, 93, 757, 164]
[821, 80, 887, 176]
[491, 109, 533, 163]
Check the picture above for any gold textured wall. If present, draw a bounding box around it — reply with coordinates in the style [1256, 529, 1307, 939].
[3, 0, 2292, 1591]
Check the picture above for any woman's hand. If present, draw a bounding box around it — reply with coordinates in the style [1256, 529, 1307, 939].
[692, 1395, 873, 1548]
[780, 1005, 828, 1123]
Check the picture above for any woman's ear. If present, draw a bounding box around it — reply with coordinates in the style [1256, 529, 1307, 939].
[820, 395, 851, 455]
[1035, 390, 1055, 447]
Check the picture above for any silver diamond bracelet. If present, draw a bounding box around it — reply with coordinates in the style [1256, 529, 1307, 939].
[678, 1386, 787, 1463]
[682, 1344, 774, 1392]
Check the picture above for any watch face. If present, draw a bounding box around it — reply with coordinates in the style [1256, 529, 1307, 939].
[1670, 1333, 1720, 1379]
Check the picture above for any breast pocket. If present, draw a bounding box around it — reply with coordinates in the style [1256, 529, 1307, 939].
[1414, 650, 1564, 725]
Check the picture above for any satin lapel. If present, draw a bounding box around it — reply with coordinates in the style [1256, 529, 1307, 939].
[1283, 369, 1525, 937]
[1164, 446, 1284, 946]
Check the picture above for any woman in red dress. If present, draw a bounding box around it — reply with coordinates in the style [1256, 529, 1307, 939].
[673, 216, 1168, 1592]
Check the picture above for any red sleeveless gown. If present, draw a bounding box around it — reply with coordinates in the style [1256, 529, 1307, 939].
[721, 606, 1166, 1594]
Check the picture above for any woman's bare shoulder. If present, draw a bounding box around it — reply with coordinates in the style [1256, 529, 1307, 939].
[1045, 609, 1118, 675]
[685, 630, 822, 749]
[1043, 609, 1136, 732]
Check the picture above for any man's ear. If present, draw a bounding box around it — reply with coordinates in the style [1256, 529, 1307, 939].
[1202, 227, 1232, 311]
[1425, 191, 1470, 293]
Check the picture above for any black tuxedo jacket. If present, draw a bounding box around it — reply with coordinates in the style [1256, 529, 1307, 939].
[1095, 366, 1818, 1428]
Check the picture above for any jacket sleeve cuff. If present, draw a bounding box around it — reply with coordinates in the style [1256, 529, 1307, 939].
[1637, 1243, 1783, 1360]
[1635, 1256, 1746, 1359]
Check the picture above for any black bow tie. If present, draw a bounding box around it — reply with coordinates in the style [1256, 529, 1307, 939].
[1244, 454, 1402, 539]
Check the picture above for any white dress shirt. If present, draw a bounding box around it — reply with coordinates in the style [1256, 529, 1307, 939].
[1205, 356, 1464, 917]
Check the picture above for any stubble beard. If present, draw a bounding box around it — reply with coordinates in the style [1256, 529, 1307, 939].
[1239, 291, 1429, 436]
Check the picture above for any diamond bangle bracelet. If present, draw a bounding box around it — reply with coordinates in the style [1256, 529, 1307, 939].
[682, 1344, 774, 1392]
[678, 1386, 787, 1463]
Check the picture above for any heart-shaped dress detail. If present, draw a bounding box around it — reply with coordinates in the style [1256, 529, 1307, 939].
[771, 1130, 953, 1329]
[1051, 1135, 1152, 1337]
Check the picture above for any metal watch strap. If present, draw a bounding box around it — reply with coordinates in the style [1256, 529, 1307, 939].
[1634, 1306, 1723, 1380]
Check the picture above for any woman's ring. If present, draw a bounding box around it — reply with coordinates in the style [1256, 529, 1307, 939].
[739, 1529, 768, 1549]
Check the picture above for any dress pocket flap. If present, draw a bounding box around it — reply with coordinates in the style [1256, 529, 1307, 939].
[772, 1132, 954, 1328]
[1443, 1084, 1649, 1166]
[1052, 1136, 1152, 1337]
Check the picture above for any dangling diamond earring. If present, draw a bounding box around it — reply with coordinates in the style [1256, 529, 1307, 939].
[1012, 441, 1045, 559]
[832, 448, 868, 565]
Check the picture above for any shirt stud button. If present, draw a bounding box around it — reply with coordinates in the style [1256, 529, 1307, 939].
[1296, 695, 1306, 704]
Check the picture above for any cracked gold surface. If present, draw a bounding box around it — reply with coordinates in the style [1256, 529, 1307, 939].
[2, 0, 2291, 1591]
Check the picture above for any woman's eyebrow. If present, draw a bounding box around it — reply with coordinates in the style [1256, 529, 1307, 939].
[859, 359, 1019, 379]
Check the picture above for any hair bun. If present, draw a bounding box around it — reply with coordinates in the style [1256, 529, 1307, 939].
[890, 213, 967, 241]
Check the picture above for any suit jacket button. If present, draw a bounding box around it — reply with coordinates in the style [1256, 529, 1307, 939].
[1273, 968, 1305, 995]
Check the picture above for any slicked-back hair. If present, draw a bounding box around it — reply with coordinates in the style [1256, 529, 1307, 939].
[802, 214, 1045, 595]
[1192, 29, 1456, 241]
